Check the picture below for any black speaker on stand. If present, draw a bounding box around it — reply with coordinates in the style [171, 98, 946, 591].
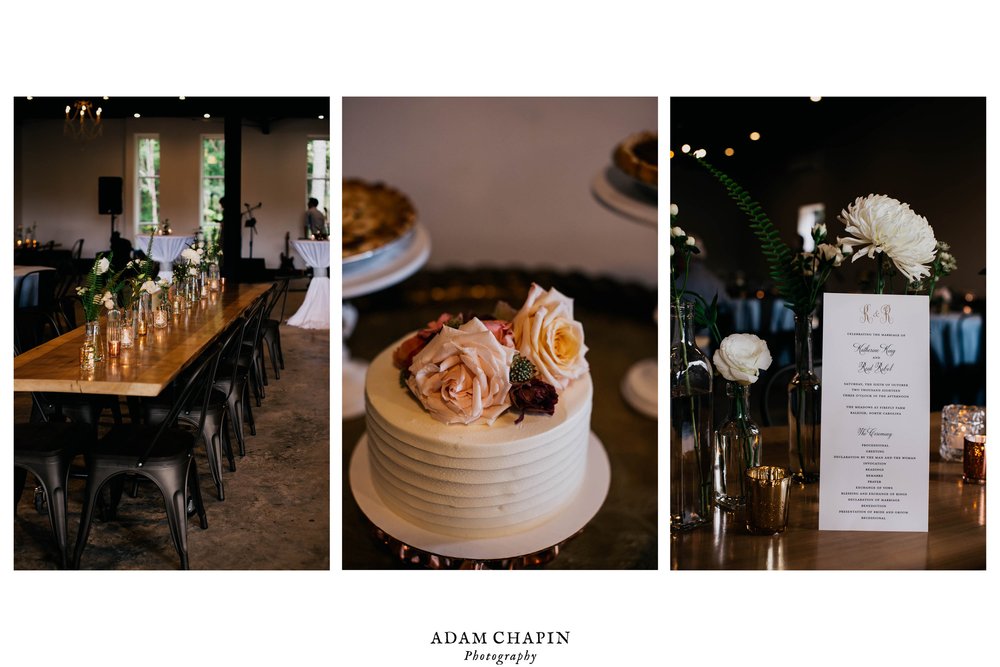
[98, 176, 123, 240]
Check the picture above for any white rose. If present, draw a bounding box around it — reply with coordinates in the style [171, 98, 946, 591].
[685, 236, 696, 246]
[671, 226, 685, 238]
[406, 318, 516, 425]
[670, 203, 679, 216]
[511, 284, 588, 390]
[713, 333, 772, 385]
[95, 257, 110, 275]
[141, 280, 160, 294]
[180, 248, 201, 263]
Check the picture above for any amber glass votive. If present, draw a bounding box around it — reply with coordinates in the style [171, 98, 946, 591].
[963, 435, 986, 484]
[745, 466, 792, 535]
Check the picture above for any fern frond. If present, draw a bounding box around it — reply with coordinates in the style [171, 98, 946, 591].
[693, 158, 812, 314]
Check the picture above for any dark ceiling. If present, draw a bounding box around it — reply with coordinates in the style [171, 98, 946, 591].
[14, 96, 329, 127]
[670, 96, 984, 164]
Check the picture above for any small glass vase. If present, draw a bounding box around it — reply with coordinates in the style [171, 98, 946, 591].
[84, 319, 104, 362]
[788, 312, 822, 483]
[185, 277, 198, 307]
[136, 292, 152, 336]
[106, 308, 122, 358]
[714, 381, 761, 510]
[80, 325, 97, 370]
[670, 301, 714, 531]
[208, 263, 221, 292]
[200, 270, 209, 299]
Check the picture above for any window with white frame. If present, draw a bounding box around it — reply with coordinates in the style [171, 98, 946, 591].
[200, 135, 225, 238]
[136, 135, 161, 235]
[306, 138, 330, 233]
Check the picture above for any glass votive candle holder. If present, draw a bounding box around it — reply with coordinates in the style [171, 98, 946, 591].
[153, 306, 169, 329]
[941, 404, 985, 462]
[745, 466, 792, 535]
[105, 309, 122, 358]
[120, 314, 136, 349]
[963, 435, 986, 484]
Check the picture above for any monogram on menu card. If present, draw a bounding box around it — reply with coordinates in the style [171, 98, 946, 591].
[860, 304, 893, 324]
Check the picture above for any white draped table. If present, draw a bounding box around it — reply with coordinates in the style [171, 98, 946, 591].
[287, 239, 330, 329]
[136, 234, 195, 282]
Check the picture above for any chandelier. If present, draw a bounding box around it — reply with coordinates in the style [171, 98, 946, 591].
[64, 100, 103, 141]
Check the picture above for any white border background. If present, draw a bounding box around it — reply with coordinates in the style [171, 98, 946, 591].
[2, 1, 996, 664]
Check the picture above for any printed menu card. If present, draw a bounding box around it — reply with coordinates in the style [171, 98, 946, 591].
[818, 293, 929, 532]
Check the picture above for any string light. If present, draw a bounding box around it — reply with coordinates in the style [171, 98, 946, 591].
[681, 144, 691, 153]
[693, 148, 707, 158]
[724, 147, 735, 156]
[749, 131, 761, 141]
[810, 96, 822, 102]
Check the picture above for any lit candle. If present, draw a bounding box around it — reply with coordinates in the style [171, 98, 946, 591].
[154, 308, 169, 328]
[137, 317, 147, 336]
[121, 325, 134, 348]
[108, 340, 121, 357]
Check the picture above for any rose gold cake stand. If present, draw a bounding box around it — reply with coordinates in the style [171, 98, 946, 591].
[348, 431, 611, 569]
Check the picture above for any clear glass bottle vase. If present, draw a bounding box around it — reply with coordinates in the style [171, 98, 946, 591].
[670, 301, 714, 531]
[85, 319, 104, 362]
[788, 312, 822, 483]
[714, 381, 761, 509]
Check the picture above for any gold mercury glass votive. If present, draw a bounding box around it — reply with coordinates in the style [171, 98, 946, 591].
[745, 466, 792, 535]
[154, 306, 169, 329]
[963, 435, 986, 484]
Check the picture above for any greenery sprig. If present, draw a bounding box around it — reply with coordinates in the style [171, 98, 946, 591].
[692, 157, 813, 316]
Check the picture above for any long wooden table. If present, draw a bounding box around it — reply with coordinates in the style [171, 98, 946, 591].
[14, 283, 271, 397]
[672, 413, 986, 570]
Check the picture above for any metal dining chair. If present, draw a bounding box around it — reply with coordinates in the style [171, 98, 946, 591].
[73, 338, 222, 570]
[14, 392, 97, 569]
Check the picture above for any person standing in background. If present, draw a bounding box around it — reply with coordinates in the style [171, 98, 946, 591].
[305, 197, 327, 238]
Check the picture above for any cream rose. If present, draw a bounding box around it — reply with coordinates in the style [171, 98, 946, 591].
[511, 284, 588, 390]
[406, 318, 517, 425]
[713, 333, 772, 385]
[181, 247, 202, 264]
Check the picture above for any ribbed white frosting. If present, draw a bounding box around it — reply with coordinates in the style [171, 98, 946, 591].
[365, 336, 593, 538]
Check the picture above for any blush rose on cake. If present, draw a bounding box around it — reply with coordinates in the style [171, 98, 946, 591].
[363, 284, 595, 538]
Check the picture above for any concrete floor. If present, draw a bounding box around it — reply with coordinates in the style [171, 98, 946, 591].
[13, 290, 330, 570]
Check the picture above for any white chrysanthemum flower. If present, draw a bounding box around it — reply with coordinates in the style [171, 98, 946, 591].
[838, 194, 937, 282]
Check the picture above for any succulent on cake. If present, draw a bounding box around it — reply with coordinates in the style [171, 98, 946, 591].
[393, 283, 588, 425]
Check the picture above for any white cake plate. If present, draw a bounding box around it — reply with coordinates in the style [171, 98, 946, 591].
[343, 223, 431, 300]
[349, 431, 611, 563]
[621, 357, 657, 419]
[341, 224, 432, 419]
[590, 166, 657, 227]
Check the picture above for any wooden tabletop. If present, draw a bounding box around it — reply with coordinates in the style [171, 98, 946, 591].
[14, 283, 271, 397]
[671, 412, 986, 570]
